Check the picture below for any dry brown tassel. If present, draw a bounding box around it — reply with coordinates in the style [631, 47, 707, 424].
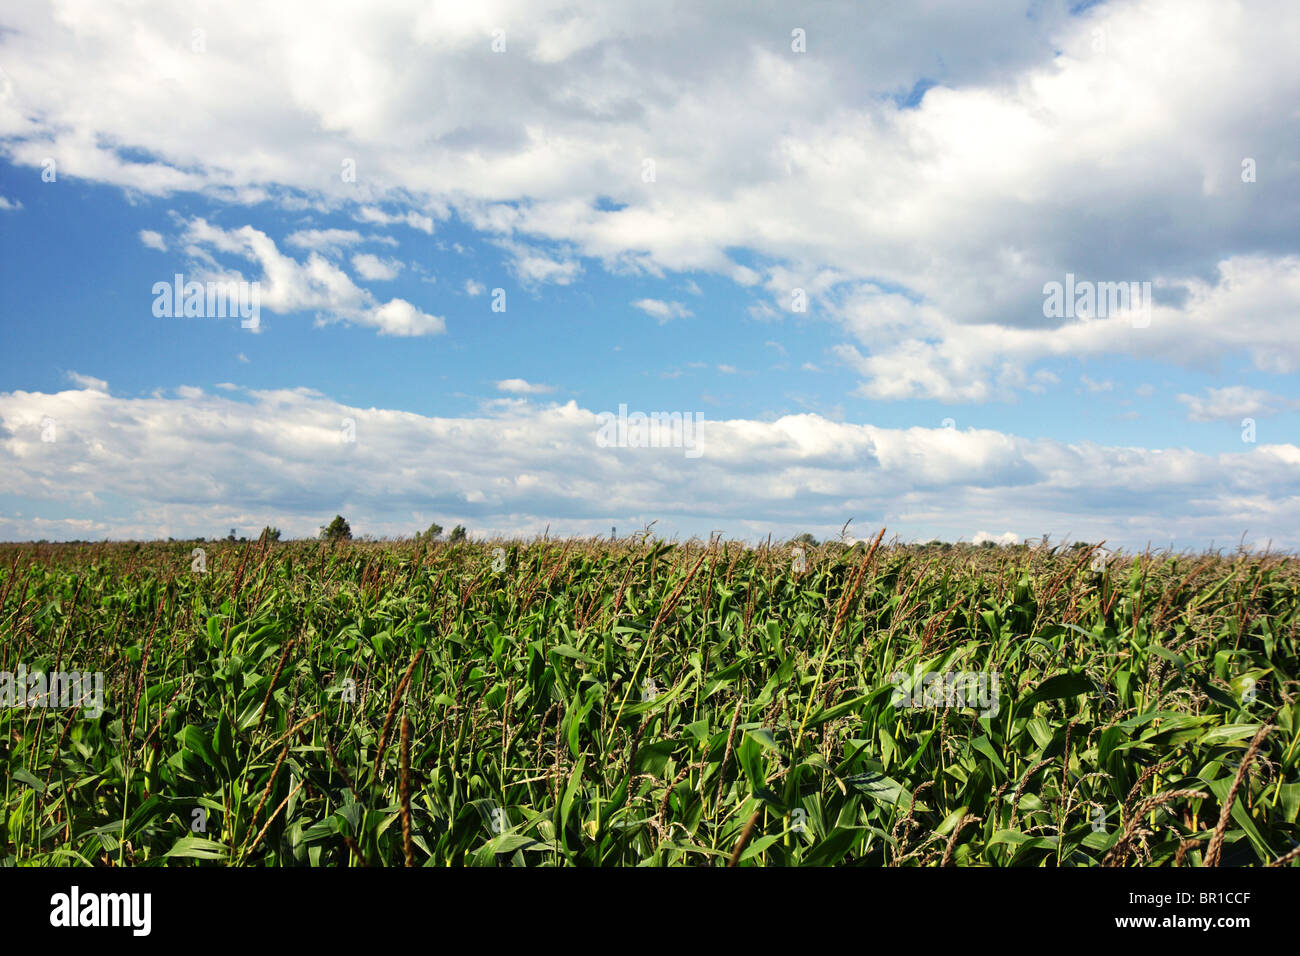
[400, 716, 414, 867]
[727, 808, 763, 867]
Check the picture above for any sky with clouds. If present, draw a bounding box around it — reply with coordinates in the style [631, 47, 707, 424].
[0, 0, 1297, 549]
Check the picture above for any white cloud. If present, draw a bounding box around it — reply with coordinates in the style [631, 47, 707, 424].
[0, 196, 21, 211]
[351, 253, 404, 281]
[496, 378, 556, 395]
[833, 257, 1300, 401]
[286, 228, 365, 255]
[180, 217, 444, 336]
[464, 279, 485, 296]
[631, 298, 693, 323]
[973, 530, 1020, 546]
[138, 229, 166, 251]
[366, 299, 444, 336]
[63, 371, 107, 391]
[1177, 386, 1298, 422]
[494, 239, 581, 286]
[355, 206, 434, 234]
[1, 383, 1297, 548]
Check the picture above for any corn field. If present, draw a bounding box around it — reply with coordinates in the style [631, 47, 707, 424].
[2, 534, 1297, 866]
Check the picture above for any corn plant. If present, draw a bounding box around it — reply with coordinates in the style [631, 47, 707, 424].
[1, 535, 1296, 866]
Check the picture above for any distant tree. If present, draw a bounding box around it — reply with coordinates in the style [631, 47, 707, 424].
[420, 521, 444, 541]
[448, 524, 467, 543]
[260, 526, 281, 543]
[226, 528, 237, 542]
[793, 532, 819, 547]
[320, 515, 352, 543]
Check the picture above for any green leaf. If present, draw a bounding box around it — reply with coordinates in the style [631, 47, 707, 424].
[1200, 723, 1263, 746]
[844, 768, 912, 809]
[800, 828, 860, 866]
[11, 768, 46, 793]
[970, 735, 1007, 775]
[165, 836, 230, 860]
[486, 833, 542, 854]
[745, 728, 782, 752]
[804, 693, 870, 730]
[1019, 670, 1094, 710]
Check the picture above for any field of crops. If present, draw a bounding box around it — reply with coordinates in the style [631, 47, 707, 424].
[2, 534, 1298, 866]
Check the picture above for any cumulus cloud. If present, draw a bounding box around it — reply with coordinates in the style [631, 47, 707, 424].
[631, 298, 693, 323]
[833, 257, 1300, 401]
[63, 371, 108, 391]
[0, 196, 21, 211]
[286, 228, 366, 255]
[1, 383, 1297, 547]
[179, 217, 444, 335]
[351, 253, 404, 280]
[138, 229, 166, 251]
[354, 206, 434, 234]
[1177, 386, 1299, 422]
[493, 239, 581, 286]
[495, 378, 556, 395]
[973, 530, 1020, 546]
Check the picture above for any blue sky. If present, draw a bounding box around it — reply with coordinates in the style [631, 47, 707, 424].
[1, 0, 1297, 549]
